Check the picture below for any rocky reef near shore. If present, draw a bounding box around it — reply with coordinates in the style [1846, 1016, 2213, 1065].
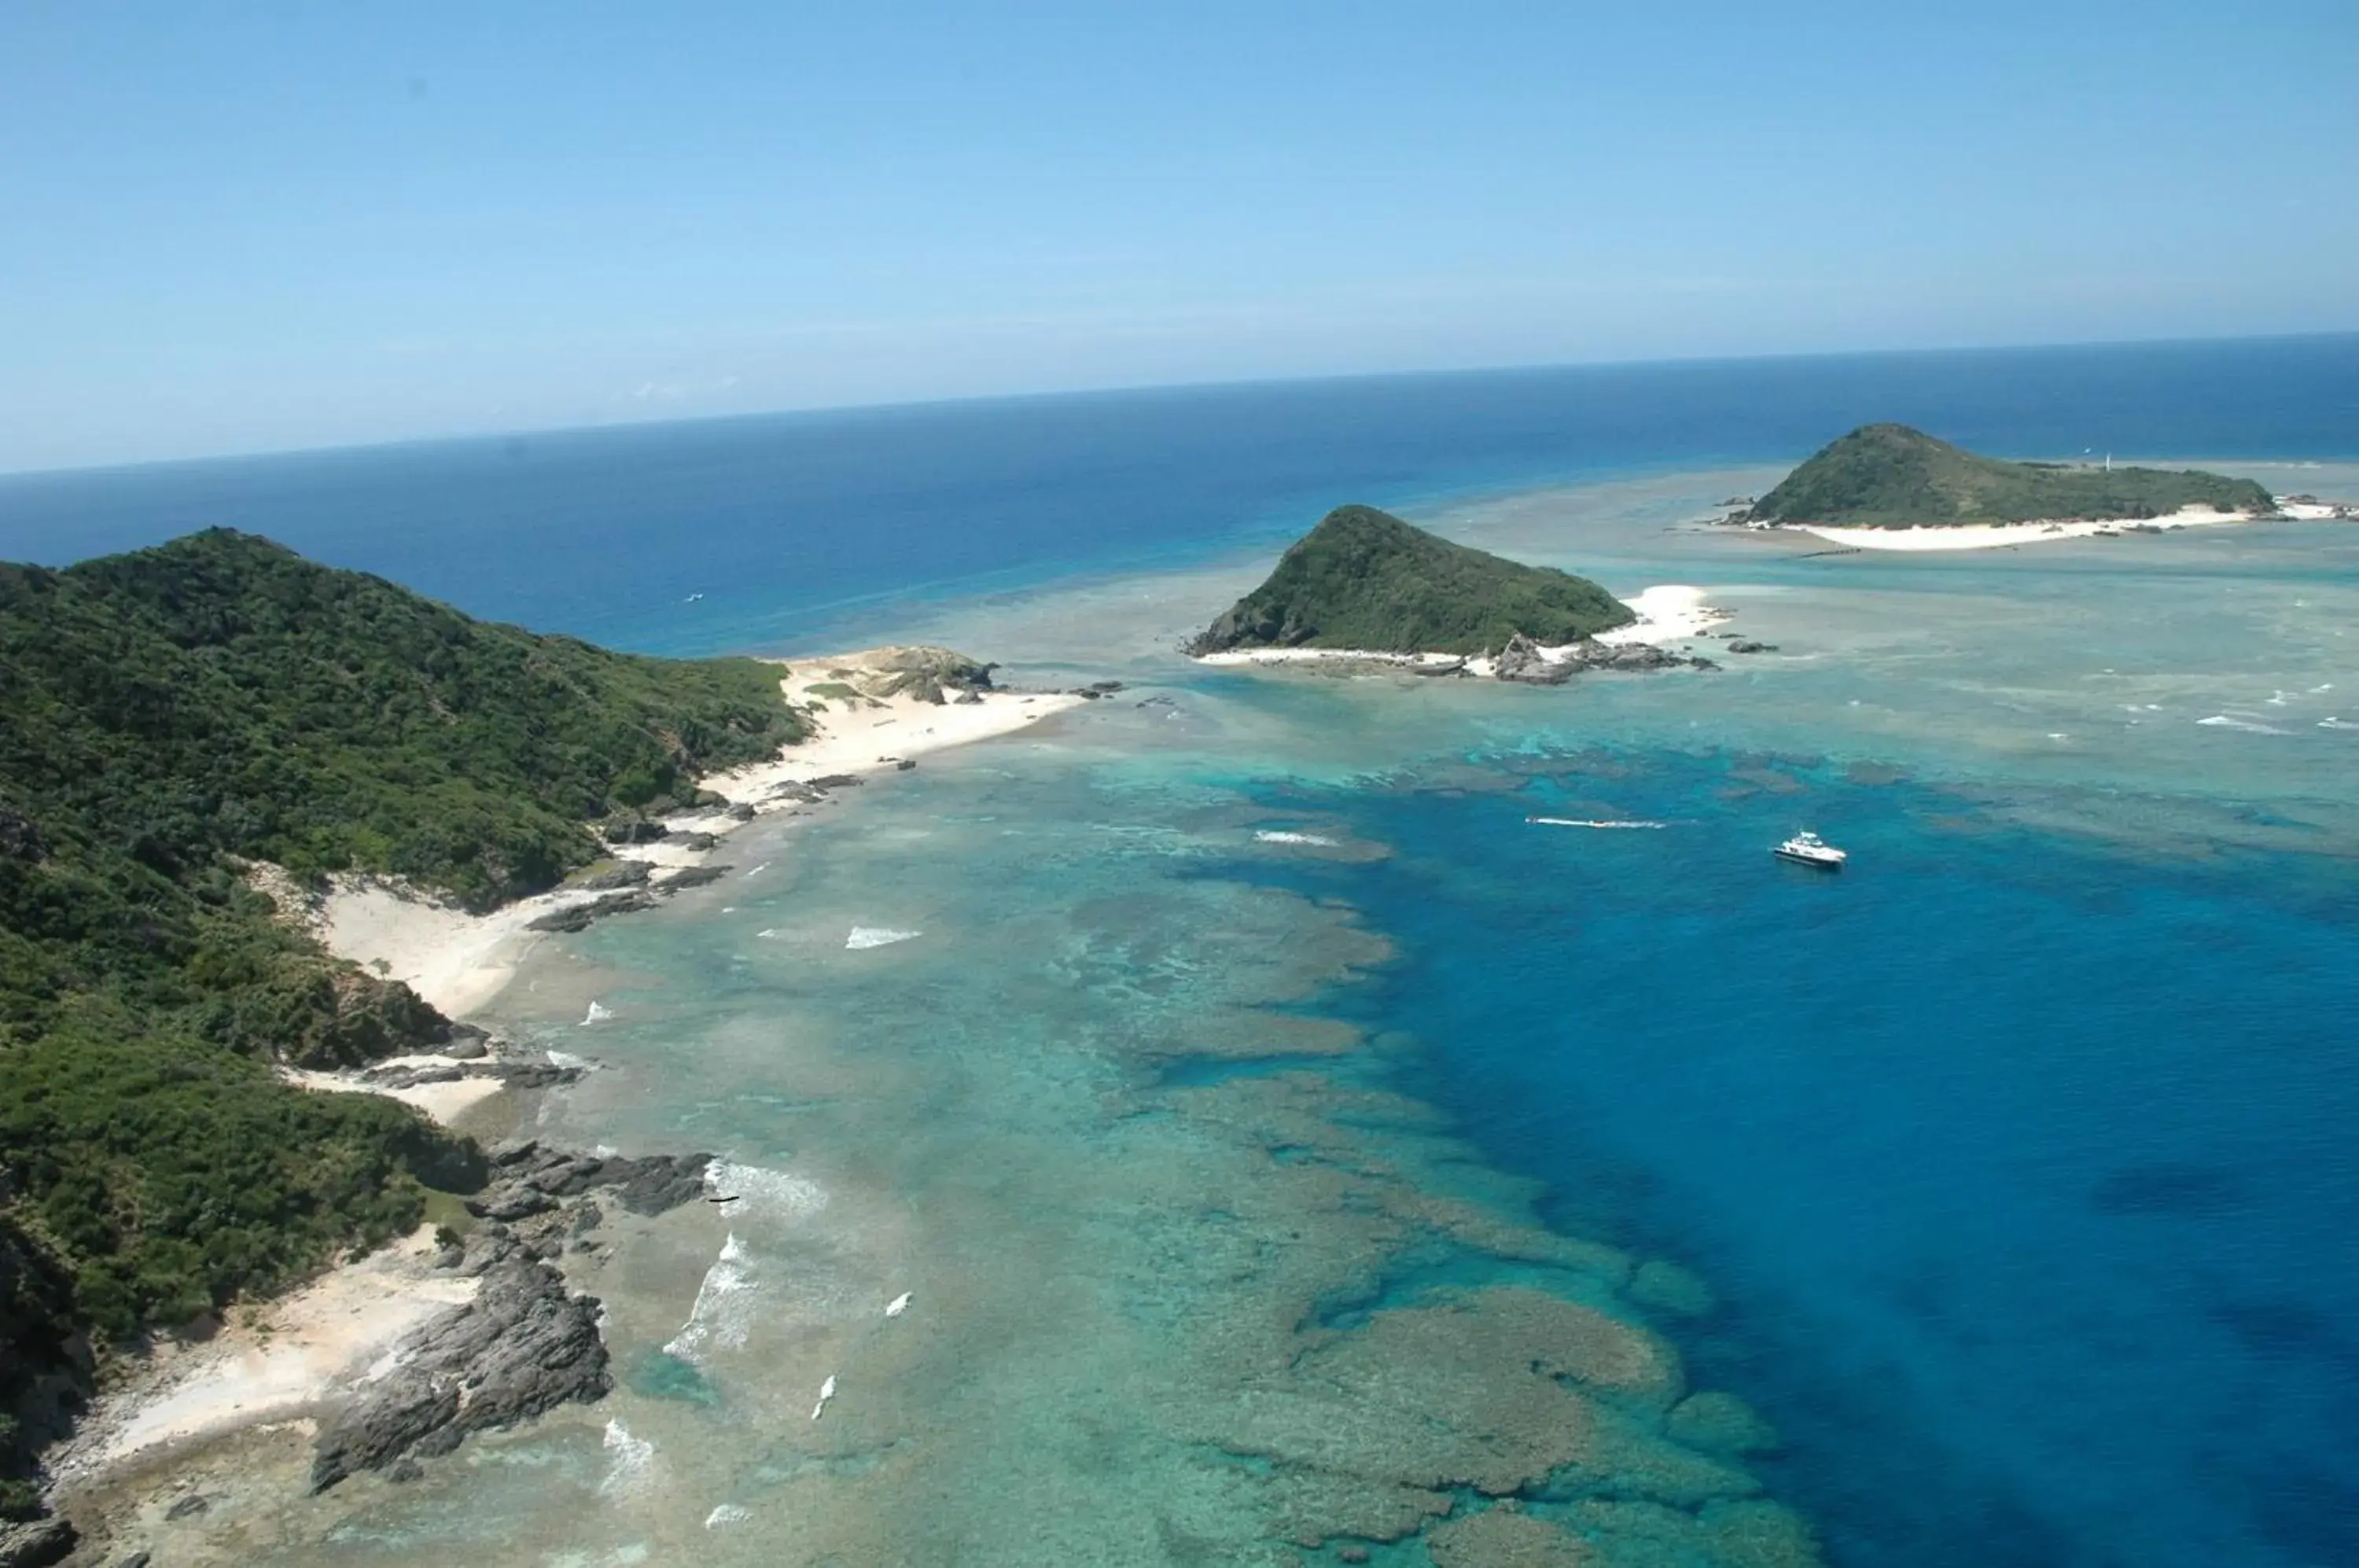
[1492, 633, 1715, 684]
[308, 1139, 712, 1493]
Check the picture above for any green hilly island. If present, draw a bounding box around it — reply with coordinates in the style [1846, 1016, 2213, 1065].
[1189, 503, 1632, 655]
[0, 531, 807, 1515]
[1748, 424, 2273, 528]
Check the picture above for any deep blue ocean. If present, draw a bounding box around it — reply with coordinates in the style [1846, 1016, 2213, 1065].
[9, 337, 2358, 1565]
[3, 334, 2356, 655]
[1225, 753, 2359, 1568]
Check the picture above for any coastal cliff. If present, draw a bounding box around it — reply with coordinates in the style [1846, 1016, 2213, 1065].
[1188, 504, 1634, 657]
[1746, 424, 2273, 528]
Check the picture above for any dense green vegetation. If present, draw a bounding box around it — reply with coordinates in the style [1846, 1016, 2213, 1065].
[1747, 424, 2274, 528]
[1188, 504, 1633, 656]
[2, 528, 804, 910]
[0, 530, 808, 1511]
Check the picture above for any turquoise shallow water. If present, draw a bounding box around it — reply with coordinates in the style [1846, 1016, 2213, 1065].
[24, 342, 2359, 1564]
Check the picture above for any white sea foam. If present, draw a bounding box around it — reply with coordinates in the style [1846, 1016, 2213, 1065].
[581, 1001, 613, 1025]
[2320, 717, 2357, 730]
[598, 1419, 655, 1500]
[708, 1160, 828, 1219]
[847, 926, 922, 949]
[704, 1504, 752, 1529]
[2197, 714, 2292, 734]
[744, 862, 771, 878]
[663, 1233, 758, 1365]
[1526, 816, 1666, 830]
[756, 928, 783, 939]
[1254, 830, 1338, 846]
[546, 1048, 591, 1070]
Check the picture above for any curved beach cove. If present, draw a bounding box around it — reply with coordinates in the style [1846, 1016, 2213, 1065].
[15, 345, 2359, 1566]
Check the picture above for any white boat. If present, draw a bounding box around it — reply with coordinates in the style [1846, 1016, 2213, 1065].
[1772, 830, 1847, 870]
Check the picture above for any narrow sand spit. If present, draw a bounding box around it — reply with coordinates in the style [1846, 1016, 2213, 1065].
[1790, 505, 2253, 552]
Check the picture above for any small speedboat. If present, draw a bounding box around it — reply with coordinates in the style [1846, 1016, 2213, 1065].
[1772, 830, 1847, 870]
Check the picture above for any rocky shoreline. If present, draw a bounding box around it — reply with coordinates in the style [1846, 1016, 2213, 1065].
[309, 1139, 712, 1493]
[22, 1137, 718, 1568]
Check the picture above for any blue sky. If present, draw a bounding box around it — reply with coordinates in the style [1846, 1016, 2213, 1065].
[2, 2, 2353, 472]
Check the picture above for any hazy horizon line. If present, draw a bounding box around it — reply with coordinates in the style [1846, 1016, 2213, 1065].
[5, 326, 2353, 486]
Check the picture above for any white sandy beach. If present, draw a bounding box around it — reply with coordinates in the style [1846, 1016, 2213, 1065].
[311, 649, 1082, 1019]
[1194, 583, 1726, 675]
[50, 1228, 477, 1485]
[1593, 583, 1724, 644]
[699, 651, 1086, 805]
[280, 1056, 512, 1123]
[1789, 505, 2253, 553]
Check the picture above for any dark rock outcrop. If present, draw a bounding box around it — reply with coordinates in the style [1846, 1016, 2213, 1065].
[309, 1254, 608, 1493]
[566, 859, 654, 893]
[466, 1143, 712, 1224]
[526, 890, 656, 933]
[657, 863, 731, 892]
[598, 818, 668, 846]
[278, 966, 463, 1071]
[1492, 635, 1571, 686]
[1490, 635, 1707, 685]
[0, 1518, 74, 1568]
[312, 1139, 715, 1489]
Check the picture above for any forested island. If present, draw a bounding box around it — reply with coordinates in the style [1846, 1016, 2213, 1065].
[1188, 503, 1634, 656]
[0, 530, 810, 1525]
[1746, 424, 2273, 528]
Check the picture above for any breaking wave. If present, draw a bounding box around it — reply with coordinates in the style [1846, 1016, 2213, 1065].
[708, 1159, 828, 1219]
[663, 1233, 758, 1365]
[598, 1418, 655, 1500]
